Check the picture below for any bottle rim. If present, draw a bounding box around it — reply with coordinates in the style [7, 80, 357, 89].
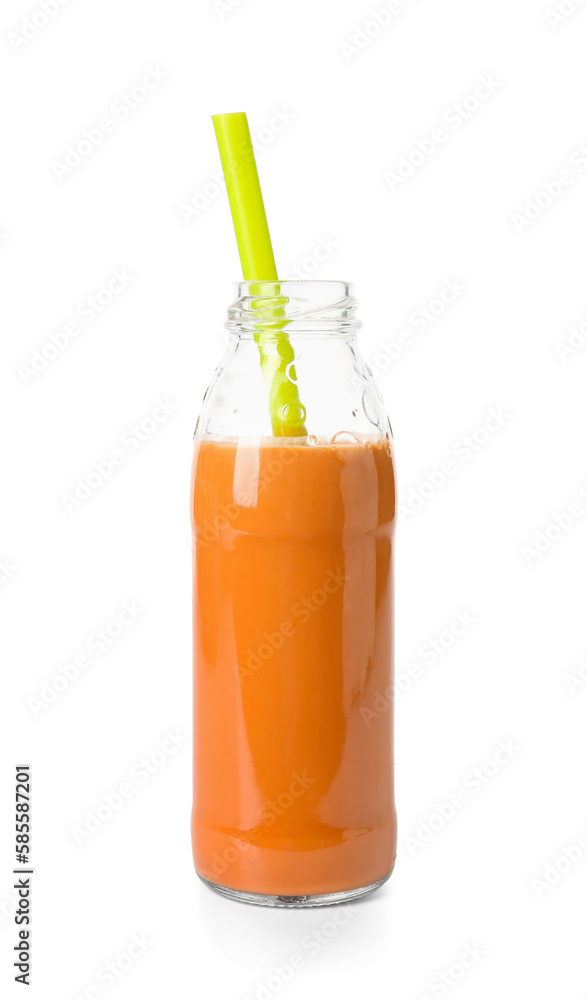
[226, 280, 361, 335]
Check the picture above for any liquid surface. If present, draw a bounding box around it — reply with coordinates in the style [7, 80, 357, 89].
[191, 435, 396, 896]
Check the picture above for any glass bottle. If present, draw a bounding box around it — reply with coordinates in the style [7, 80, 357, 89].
[191, 280, 396, 906]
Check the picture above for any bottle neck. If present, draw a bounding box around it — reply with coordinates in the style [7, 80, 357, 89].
[196, 281, 390, 441]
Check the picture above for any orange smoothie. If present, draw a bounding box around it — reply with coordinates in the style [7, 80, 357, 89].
[191, 435, 396, 897]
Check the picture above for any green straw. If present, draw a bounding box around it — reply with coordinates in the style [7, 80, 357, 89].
[212, 112, 307, 437]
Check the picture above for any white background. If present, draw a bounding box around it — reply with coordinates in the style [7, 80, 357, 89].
[1, 0, 586, 997]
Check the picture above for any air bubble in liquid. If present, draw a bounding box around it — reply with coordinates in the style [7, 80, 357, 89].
[330, 431, 363, 461]
[331, 431, 361, 445]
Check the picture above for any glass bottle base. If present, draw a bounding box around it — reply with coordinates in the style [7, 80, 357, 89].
[197, 872, 391, 908]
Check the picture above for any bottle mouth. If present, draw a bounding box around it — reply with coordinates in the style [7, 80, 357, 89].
[226, 280, 361, 335]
